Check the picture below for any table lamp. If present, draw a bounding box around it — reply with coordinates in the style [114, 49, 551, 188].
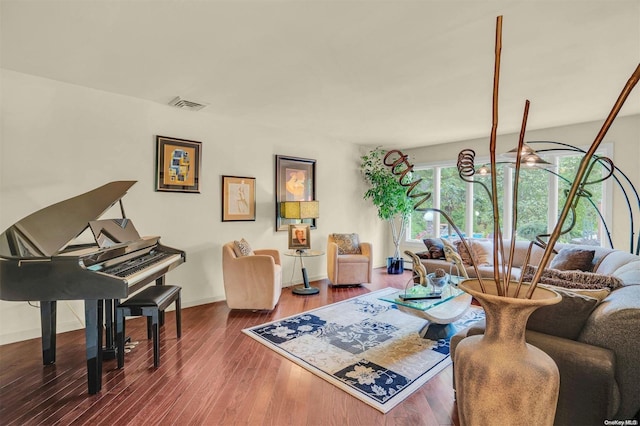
[280, 200, 320, 295]
[280, 201, 319, 222]
[280, 201, 319, 251]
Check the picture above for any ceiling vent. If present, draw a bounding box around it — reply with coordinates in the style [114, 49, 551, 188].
[168, 96, 208, 111]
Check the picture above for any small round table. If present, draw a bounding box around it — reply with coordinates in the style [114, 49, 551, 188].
[283, 249, 324, 295]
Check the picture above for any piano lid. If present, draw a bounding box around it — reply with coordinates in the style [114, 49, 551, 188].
[0, 181, 137, 258]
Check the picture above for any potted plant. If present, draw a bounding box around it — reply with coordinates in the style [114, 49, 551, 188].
[360, 147, 414, 274]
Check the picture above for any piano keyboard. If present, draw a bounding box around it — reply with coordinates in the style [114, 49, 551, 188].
[100, 251, 183, 285]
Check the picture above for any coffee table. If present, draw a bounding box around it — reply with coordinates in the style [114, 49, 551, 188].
[379, 279, 472, 340]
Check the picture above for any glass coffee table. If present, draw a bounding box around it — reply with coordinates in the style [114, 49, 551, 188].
[379, 279, 472, 340]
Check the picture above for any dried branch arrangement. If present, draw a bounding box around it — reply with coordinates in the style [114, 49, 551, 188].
[383, 16, 640, 298]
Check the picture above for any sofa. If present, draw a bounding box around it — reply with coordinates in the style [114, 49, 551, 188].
[420, 238, 640, 425]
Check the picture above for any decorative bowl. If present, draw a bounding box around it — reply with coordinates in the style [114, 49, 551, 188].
[427, 272, 449, 290]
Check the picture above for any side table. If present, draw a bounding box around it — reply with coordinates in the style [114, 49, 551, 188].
[283, 249, 325, 295]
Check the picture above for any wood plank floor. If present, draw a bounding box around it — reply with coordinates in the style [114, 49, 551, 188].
[0, 268, 461, 425]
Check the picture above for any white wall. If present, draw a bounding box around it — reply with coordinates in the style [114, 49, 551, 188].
[399, 114, 640, 255]
[0, 70, 389, 345]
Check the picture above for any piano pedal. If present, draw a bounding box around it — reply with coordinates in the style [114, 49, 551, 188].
[124, 340, 139, 351]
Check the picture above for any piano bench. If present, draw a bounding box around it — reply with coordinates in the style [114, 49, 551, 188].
[116, 285, 182, 369]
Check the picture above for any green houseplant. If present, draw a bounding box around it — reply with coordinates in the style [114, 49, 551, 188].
[360, 147, 414, 274]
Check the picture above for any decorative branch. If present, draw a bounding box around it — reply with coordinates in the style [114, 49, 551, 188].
[531, 140, 639, 254]
[509, 100, 530, 297]
[489, 16, 504, 295]
[527, 63, 640, 298]
[383, 150, 433, 210]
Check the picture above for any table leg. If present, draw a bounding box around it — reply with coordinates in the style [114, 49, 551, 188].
[420, 322, 458, 340]
[292, 255, 319, 295]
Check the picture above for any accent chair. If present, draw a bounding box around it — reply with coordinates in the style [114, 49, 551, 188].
[222, 240, 282, 310]
[326, 233, 372, 286]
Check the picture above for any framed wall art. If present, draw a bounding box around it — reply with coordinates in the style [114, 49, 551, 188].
[275, 155, 316, 231]
[222, 175, 256, 221]
[288, 223, 311, 250]
[155, 135, 202, 193]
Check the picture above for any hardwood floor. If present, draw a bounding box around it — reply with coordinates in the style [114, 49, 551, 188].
[0, 269, 460, 425]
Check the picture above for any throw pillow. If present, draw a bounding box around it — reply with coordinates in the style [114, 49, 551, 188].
[423, 238, 445, 259]
[331, 233, 361, 254]
[522, 264, 623, 291]
[549, 247, 595, 271]
[454, 240, 492, 266]
[454, 240, 472, 265]
[471, 240, 492, 265]
[233, 238, 254, 257]
[416, 250, 431, 259]
[527, 284, 607, 340]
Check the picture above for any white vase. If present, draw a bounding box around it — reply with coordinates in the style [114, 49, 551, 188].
[454, 279, 562, 426]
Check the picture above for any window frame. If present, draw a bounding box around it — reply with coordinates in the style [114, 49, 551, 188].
[406, 143, 613, 246]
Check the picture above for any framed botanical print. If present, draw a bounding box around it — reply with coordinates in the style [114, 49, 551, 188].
[222, 175, 256, 221]
[275, 155, 316, 231]
[155, 136, 202, 193]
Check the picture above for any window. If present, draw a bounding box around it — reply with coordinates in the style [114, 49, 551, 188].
[440, 166, 467, 237]
[406, 148, 610, 246]
[555, 155, 605, 245]
[408, 168, 434, 240]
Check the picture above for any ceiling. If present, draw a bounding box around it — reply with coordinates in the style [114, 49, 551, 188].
[2, 1, 639, 148]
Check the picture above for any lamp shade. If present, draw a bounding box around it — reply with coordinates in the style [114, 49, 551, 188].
[501, 143, 553, 168]
[502, 143, 537, 158]
[505, 153, 553, 168]
[280, 201, 319, 219]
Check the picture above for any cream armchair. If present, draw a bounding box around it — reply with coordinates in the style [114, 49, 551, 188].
[222, 241, 282, 310]
[326, 233, 373, 286]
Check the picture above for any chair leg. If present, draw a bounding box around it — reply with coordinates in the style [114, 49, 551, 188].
[175, 295, 182, 338]
[116, 308, 125, 369]
[151, 310, 160, 368]
[147, 316, 152, 340]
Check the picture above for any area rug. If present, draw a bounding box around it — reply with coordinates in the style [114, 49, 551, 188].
[242, 287, 484, 413]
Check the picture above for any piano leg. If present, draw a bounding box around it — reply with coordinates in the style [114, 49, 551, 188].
[40, 301, 56, 365]
[102, 299, 117, 360]
[84, 299, 104, 394]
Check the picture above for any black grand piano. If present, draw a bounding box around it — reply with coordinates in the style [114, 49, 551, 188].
[0, 181, 185, 394]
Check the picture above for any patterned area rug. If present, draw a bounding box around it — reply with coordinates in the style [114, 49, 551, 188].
[242, 287, 484, 413]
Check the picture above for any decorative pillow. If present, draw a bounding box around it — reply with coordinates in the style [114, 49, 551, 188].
[527, 284, 607, 340]
[472, 240, 494, 265]
[423, 238, 445, 259]
[331, 233, 361, 254]
[416, 250, 431, 259]
[454, 240, 492, 266]
[549, 247, 595, 271]
[454, 240, 471, 264]
[522, 264, 623, 291]
[233, 238, 254, 257]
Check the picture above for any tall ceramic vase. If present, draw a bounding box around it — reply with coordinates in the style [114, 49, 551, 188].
[454, 279, 562, 426]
